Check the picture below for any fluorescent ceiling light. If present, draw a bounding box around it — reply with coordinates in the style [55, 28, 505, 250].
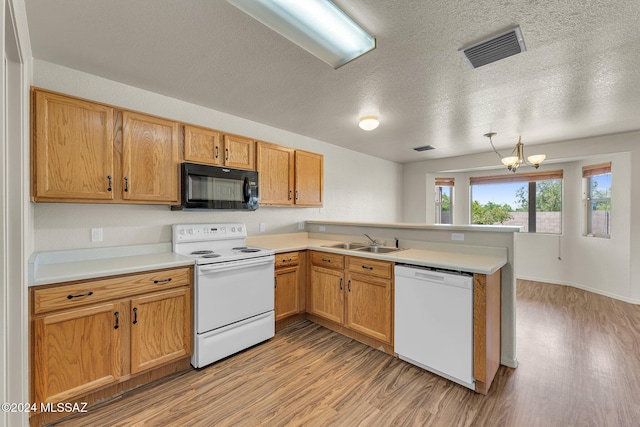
[227, 0, 376, 68]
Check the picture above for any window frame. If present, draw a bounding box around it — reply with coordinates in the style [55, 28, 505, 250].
[469, 170, 563, 234]
[583, 163, 611, 239]
[434, 177, 454, 224]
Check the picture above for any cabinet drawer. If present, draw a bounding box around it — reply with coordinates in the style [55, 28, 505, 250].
[347, 256, 393, 279]
[275, 252, 299, 268]
[311, 251, 344, 270]
[33, 267, 192, 315]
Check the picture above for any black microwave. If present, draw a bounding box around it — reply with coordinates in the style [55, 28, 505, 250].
[172, 162, 259, 210]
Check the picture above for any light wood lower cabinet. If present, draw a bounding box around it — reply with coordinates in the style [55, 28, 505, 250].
[274, 252, 302, 322]
[308, 251, 393, 346]
[30, 267, 193, 422]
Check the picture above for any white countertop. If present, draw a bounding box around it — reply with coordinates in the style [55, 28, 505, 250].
[247, 233, 507, 274]
[28, 243, 194, 287]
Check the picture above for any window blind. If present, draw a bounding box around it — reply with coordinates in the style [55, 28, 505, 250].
[435, 177, 455, 187]
[470, 170, 563, 186]
[582, 162, 611, 178]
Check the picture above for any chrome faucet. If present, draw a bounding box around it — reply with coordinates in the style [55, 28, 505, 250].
[363, 233, 381, 246]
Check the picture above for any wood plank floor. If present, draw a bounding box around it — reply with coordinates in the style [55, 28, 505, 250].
[51, 280, 640, 427]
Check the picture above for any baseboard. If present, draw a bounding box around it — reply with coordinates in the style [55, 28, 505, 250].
[517, 276, 640, 305]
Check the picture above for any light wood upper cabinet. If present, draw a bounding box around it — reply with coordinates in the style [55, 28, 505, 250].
[223, 134, 255, 170]
[32, 89, 115, 201]
[122, 111, 180, 203]
[256, 142, 323, 207]
[295, 150, 323, 206]
[184, 124, 223, 166]
[31, 88, 181, 205]
[183, 127, 255, 170]
[257, 141, 294, 205]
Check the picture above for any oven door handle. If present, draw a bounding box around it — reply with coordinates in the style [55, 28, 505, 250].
[198, 256, 275, 274]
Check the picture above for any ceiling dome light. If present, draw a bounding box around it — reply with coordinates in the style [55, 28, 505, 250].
[359, 116, 379, 131]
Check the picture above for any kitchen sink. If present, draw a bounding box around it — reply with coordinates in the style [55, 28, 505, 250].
[354, 246, 403, 253]
[324, 242, 369, 250]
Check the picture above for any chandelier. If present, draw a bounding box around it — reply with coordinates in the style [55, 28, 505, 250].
[484, 132, 546, 173]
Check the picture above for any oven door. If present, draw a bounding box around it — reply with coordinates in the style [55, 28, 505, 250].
[195, 256, 275, 333]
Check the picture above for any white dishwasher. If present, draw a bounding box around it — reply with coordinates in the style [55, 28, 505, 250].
[394, 264, 475, 390]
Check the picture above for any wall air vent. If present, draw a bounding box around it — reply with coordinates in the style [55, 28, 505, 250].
[413, 145, 435, 152]
[459, 25, 526, 69]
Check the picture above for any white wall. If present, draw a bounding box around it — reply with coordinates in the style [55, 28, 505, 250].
[403, 132, 639, 303]
[31, 59, 403, 251]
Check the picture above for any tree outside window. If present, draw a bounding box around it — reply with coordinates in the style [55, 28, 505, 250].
[583, 163, 611, 238]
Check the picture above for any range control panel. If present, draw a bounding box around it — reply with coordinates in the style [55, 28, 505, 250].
[172, 223, 247, 242]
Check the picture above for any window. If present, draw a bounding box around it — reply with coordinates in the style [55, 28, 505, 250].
[435, 177, 454, 224]
[470, 170, 563, 233]
[583, 163, 611, 238]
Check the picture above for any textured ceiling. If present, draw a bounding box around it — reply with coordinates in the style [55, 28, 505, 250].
[24, 0, 640, 164]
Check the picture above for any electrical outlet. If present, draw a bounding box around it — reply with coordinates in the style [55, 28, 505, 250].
[451, 233, 464, 241]
[91, 228, 103, 242]
[259, 223, 266, 233]
[319, 226, 326, 232]
[298, 221, 305, 230]
[319, 208, 324, 214]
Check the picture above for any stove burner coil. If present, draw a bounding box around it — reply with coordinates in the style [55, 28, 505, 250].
[240, 248, 261, 253]
[201, 254, 222, 258]
[191, 250, 214, 255]
[232, 246, 248, 250]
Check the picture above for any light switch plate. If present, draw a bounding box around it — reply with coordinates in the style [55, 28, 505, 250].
[298, 221, 305, 230]
[259, 223, 266, 233]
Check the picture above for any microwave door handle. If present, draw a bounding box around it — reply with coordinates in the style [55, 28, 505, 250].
[243, 177, 251, 203]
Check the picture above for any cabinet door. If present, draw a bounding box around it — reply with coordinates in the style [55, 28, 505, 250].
[32, 302, 122, 404]
[345, 273, 392, 344]
[256, 141, 294, 205]
[275, 267, 299, 321]
[130, 288, 192, 374]
[32, 90, 115, 201]
[309, 266, 344, 324]
[223, 134, 255, 170]
[122, 111, 180, 203]
[294, 150, 323, 206]
[184, 125, 223, 166]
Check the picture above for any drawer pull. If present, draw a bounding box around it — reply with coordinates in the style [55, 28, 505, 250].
[321, 258, 331, 263]
[114, 311, 119, 330]
[67, 291, 94, 300]
[362, 265, 374, 270]
[154, 278, 172, 284]
[133, 307, 138, 324]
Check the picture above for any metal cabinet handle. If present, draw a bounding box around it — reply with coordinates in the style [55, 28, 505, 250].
[295, 190, 299, 200]
[215, 146, 219, 159]
[124, 176, 129, 192]
[362, 265, 374, 270]
[67, 291, 93, 300]
[107, 175, 112, 192]
[321, 258, 331, 263]
[133, 307, 138, 324]
[225, 148, 229, 161]
[154, 278, 172, 284]
[274, 276, 277, 289]
[340, 278, 343, 290]
[288, 190, 292, 200]
[348, 280, 351, 292]
[114, 311, 119, 329]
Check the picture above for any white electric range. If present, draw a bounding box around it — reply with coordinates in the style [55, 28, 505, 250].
[172, 223, 275, 368]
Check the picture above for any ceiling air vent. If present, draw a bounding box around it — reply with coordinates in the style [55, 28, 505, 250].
[460, 25, 526, 68]
[413, 145, 435, 152]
